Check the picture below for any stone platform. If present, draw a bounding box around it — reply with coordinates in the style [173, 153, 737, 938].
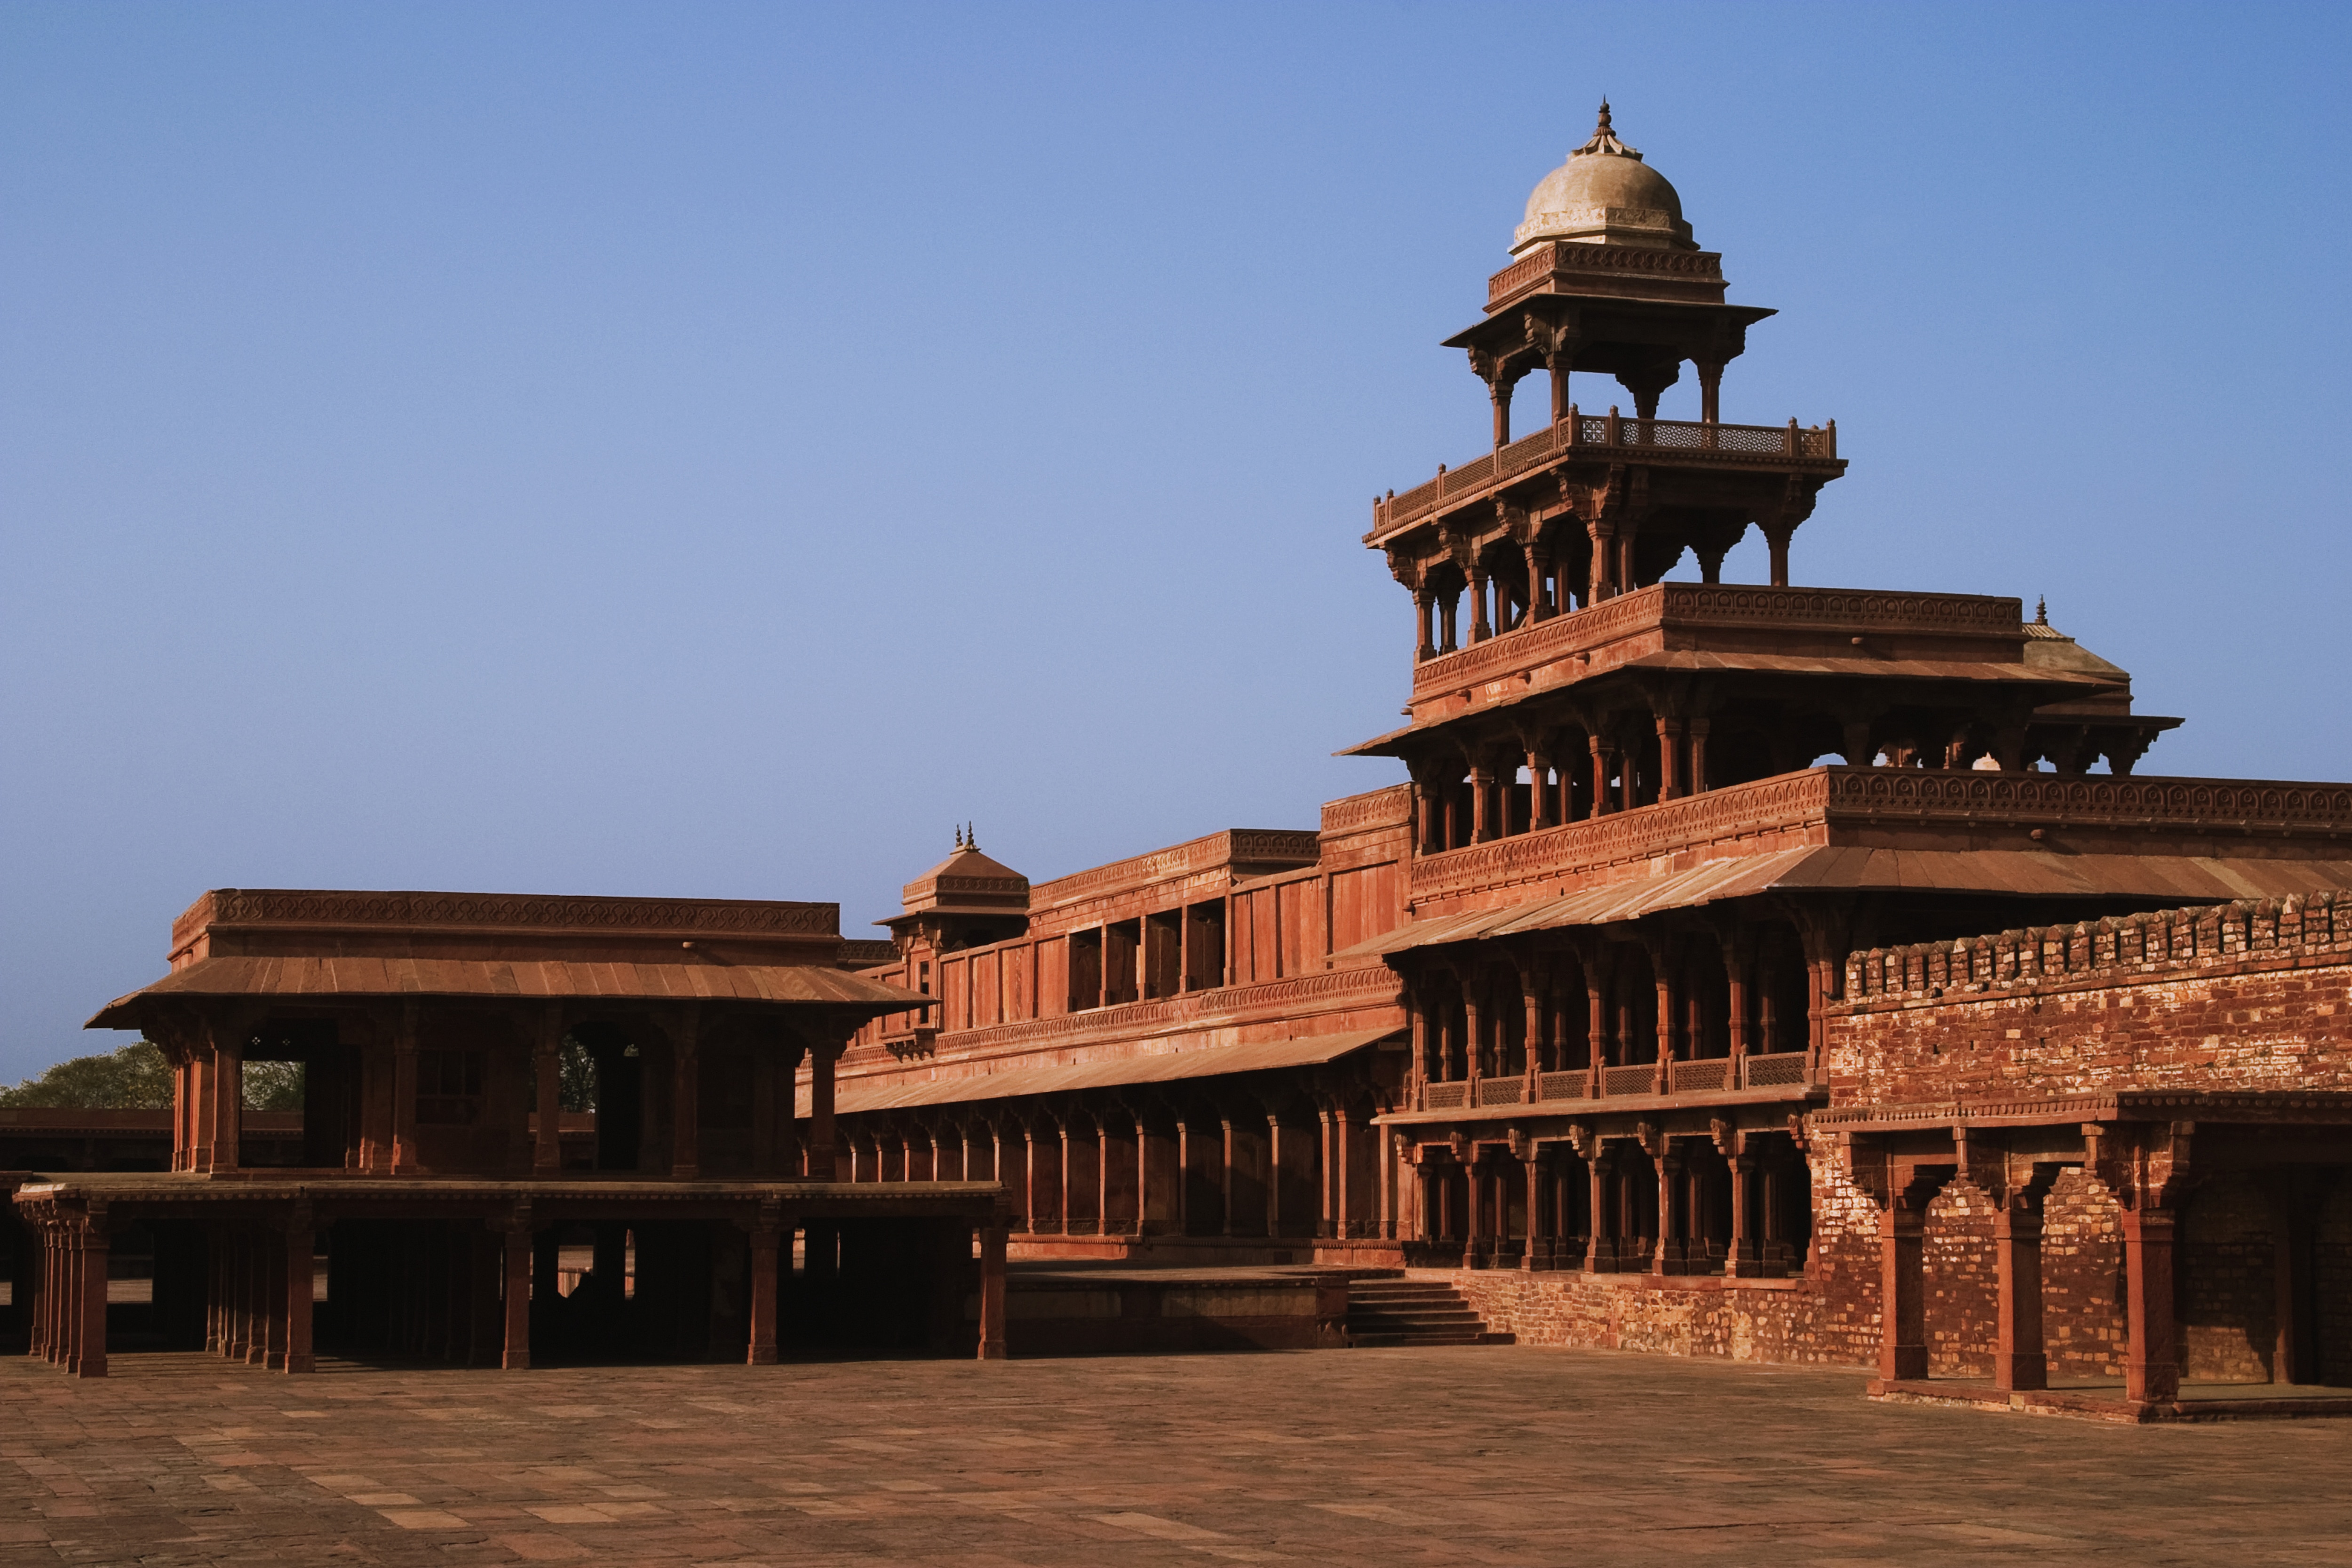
[1869, 1375, 2352, 1424]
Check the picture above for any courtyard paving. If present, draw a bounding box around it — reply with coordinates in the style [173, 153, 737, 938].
[3, 1346, 2348, 1566]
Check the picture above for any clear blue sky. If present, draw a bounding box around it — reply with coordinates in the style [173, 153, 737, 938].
[3, 2, 2347, 1079]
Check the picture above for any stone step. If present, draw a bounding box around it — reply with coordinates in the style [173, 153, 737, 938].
[1343, 1277, 1504, 1348]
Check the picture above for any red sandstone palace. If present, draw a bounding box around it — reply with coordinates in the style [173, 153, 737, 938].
[12, 106, 2349, 1414]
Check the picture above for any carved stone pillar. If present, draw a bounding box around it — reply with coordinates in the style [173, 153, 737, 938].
[1654, 715, 1684, 799]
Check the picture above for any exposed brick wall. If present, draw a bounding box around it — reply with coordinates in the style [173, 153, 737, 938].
[2320, 1183, 2352, 1387]
[1829, 894, 2352, 1105]
[2180, 1173, 2275, 1382]
[2040, 1168, 2125, 1379]
[1924, 1181, 1994, 1378]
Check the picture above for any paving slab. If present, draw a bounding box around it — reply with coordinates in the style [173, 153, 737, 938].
[3, 1347, 2349, 1565]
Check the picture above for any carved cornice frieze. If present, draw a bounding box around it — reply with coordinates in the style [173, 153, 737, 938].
[1822, 769, 2352, 827]
[1320, 786, 1414, 837]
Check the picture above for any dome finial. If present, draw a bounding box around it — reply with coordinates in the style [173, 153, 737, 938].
[1573, 98, 1640, 161]
[2035, 596, 2049, 625]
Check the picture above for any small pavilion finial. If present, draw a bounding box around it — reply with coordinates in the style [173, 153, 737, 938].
[954, 824, 964, 848]
[2035, 596, 2048, 625]
[1573, 99, 1639, 161]
[967, 821, 977, 851]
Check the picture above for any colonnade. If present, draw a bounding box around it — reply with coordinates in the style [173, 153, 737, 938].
[1406, 931, 1820, 1110]
[1413, 715, 1736, 854]
[15, 1198, 1010, 1377]
[1406, 1128, 1811, 1276]
[157, 1003, 852, 1183]
[841, 1090, 1404, 1245]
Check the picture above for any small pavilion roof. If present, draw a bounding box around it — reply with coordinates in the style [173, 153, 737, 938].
[86, 956, 929, 1030]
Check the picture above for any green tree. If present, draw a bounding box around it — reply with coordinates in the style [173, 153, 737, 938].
[0, 1041, 173, 1108]
[0, 1042, 305, 1110]
[559, 1036, 597, 1113]
[242, 1059, 305, 1112]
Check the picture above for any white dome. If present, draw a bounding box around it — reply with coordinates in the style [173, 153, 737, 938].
[1513, 103, 1696, 255]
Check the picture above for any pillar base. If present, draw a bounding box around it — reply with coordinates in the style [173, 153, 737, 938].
[1992, 1353, 2048, 1392]
[2124, 1361, 2180, 1404]
[1883, 1345, 1929, 1381]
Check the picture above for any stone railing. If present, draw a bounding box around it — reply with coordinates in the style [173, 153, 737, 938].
[1415, 1051, 1816, 1112]
[1374, 412, 1836, 536]
[1409, 770, 1833, 900]
[1409, 583, 2024, 698]
[1842, 891, 2352, 1007]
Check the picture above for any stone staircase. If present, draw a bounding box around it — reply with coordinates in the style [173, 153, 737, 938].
[1344, 1275, 1511, 1348]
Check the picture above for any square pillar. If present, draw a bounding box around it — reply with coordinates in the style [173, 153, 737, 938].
[1992, 1204, 2046, 1392]
[212, 1036, 244, 1173]
[670, 1008, 701, 1179]
[390, 1010, 419, 1175]
[2121, 1207, 2179, 1405]
[977, 1224, 1008, 1360]
[746, 1220, 780, 1366]
[1878, 1200, 1928, 1381]
[533, 1008, 563, 1174]
[807, 1040, 842, 1181]
[501, 1222, 532, 1370]
[76, 1222, 109, 1379]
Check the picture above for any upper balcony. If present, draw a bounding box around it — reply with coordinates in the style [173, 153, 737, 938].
[1368, 410, 1838, 546]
